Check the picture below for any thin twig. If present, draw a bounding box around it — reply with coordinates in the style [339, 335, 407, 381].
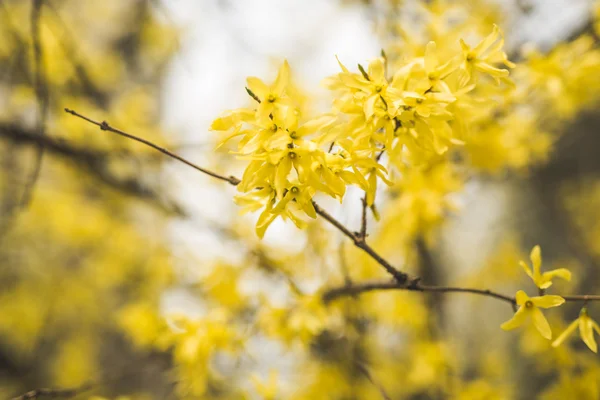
[322, 279, 516, 305]
[64, 109, 600, 306]
[65, 108, 410, 283]
[322, 279, 600, 306]
[11, 383, 93, 400]
[64, 108, 240, 186]
[311, 201, 409, 283]
[562, 295, 600, 302]
[359, 196, 368, 239]
[356, 363, 392, 400]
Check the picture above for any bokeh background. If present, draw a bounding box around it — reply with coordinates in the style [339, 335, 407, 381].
[2, 0, 600, 399]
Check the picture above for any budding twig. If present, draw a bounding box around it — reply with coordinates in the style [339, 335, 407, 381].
[64, 108, 600, 309]
[64, 108, 240, 186]
[11, 382, 93, 400]
[64, 109, 409, 283]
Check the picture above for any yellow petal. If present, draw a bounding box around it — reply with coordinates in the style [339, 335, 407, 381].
[542, 268, 572, 283]
[473, 24, 500, 56]
[256, 209, 277, 239]
[363, 94, 379, 119]
[531, 307, 552, 340]
[592, 320, 600, 336]
[530, 245, 542, 274]
[275, 157, 292, 198]
[501, 306, 528, 331]
[552, 318, 579, 348]
[520, 261, 534, 280]
[301, 199, 317, 219]
[515, 290, 529, 306]
[273, 60, 290, 96]
[579, 315, 598, 353]
[368, 58, 386, 83]
[247, 77, 270, 99]
[335, 55, 350, 73]
[531, 295, 565, 309]
[424, 42, 437, 73]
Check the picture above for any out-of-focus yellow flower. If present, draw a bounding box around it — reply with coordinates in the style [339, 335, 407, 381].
[459, 24, 515, 84]
[521, 245, 571, 289]
[501, 290, 565, 339]
[552, 307, 600, 353]
[252, 370, 279, 400]
[247, 60, 292, 121]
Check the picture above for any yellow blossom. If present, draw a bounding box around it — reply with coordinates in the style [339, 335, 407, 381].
[247, 60, 292, 121]
[552, 307, 600, 353]
[252, 370, 279, 400]
[521, 245, 571, 289]
[459, 24, 515, 84]
[501, 290, 565, 339]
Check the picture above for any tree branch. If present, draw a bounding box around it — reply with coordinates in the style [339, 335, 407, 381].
[311, 201, 409, 283]
[11, 382, 93, 400]
[322, 279, 600, 306]
[359, 196, 368, 239]
[64, 108, 411, 283]
[63, 109, 600, 306]
[64, 108, 240, 186]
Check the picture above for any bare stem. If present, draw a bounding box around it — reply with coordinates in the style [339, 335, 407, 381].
[322, 280, 600, 306]
[359, 196, 368, 239]
[311, 201, 409, 283]
[64, 108, 240, 186]
[64, 108, 600, 307]
[11, 383, 93, 400]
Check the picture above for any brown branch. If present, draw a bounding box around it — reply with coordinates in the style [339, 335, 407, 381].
[64, 109, 410, 283]
[562, 295, 600, 302]
[311, 201, 409, 283]
[63, 109, 600, 305]
[11, 382, 93, 400]
[356, 363, 392, 400]
[322, 280, 516, 305]
[64, 108, 240, 186]
[359, 196, 368, 239]
[322, 279, 600, 306]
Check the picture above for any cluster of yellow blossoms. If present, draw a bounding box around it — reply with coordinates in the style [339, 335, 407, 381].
[501, 245, 600, 353]
[212, 26, 513, 237]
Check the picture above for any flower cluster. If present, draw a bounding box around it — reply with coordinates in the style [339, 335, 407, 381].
[212, 26, 514, 237]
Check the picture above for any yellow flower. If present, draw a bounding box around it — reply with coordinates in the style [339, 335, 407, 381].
[420, 41, 459, 93]
[500, 290, 565, 339]
[333, 57, 390, 119]
[552, 307, 600, 353]
[252, 370, 279, 400]
[459, 24, 515, 84]
[521, 245, 571, 289]
[247, 60, 292, 121]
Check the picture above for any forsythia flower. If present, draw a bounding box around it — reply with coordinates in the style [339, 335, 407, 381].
[459, 24, 515, 84]
[521, 245, 571, 289]
[552, 307, 600, 353]
[501, 290, 565, 339]
[252, 371, 279, 400]
[246, 60, 292, 121]
[212, 26, 515, 238]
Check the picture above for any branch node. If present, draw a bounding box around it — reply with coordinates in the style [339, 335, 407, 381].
[407, 277, 421, 289]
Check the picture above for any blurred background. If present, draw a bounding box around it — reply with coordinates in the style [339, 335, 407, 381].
[1, 0, 600, 399]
